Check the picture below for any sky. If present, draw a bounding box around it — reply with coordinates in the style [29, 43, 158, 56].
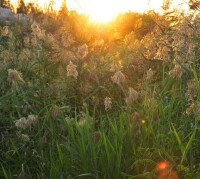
[10, 0, 190, 22]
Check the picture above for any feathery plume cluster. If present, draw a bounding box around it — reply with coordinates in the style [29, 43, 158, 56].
[185, 79, 197, 101]
[38, 29, 46, 40]
[66, 61, 78, 79]
[1, 50, 16, 65]
[155, 45, 171, 62]
[124, 31, 135, 45]
[44, 33, 56, 47]
[54, 25, 75, 48]
[18, 49, 33, 65]
[146, 68, 154, 80]
[78, 111, 93, 127]
[78, 118, 86, 126]
[7, 39, 15, 50]
[31, 36, 38, 47]
[91, 96, 100, 105]
[16, 132, 30, 141]
[62, 34, 75, 48]
[185, 103, 194, 115]
[24, 36, 30, 47]
[0, 62, 6, 72]
[31, 23, 40, 35]
[125, 88, 139, 106]
[51, 105, 60, 119]
[60, 50, 76, 64]
[7, 69, 25, 86]
[111, 71, 125, 84]
[91, 39, 104, 51]
[65, 116, 74, 124]
[186, 102, 200, 115]
[31, 22, 45, 40]
[147, 97, 157, 107]
[15, 117, 27, 129]
[95, 39, 104, 48]
[170, 64, 184, 79]
[27, 115, 38, 125]
[83, 81, 93, 94]
[77, 44, 88, 59]
[104, 97, 112, 111]
[1, 26, 9, 36]
[15, 115, 38, 129]
[162, 0, 172, 10]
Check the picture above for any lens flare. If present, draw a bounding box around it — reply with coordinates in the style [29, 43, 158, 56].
[70, 0, 163, 23]
[10, 0, 190, 23]
[10, 0, 163, 22]
[157, 161, 170, 171]
[157, 161, 179, 179]
[142, 120, 146, 124]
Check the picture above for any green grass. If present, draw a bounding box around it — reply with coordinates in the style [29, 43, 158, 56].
[1, 82, 200, 178]
[1, 11, 200, 178]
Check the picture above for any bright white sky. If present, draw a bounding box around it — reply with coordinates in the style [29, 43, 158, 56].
[10, 0, 189, 22]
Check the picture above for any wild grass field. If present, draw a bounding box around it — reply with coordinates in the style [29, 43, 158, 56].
[1, 0, 200, 178]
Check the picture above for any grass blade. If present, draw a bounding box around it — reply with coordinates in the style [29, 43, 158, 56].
[1, 165, 8, 179]
[171, 123, 184, 153]
[181, 127, 196, 164]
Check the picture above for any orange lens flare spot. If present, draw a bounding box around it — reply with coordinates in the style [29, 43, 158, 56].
[157, 161, 170, 171]
[142, 120, 146, 124]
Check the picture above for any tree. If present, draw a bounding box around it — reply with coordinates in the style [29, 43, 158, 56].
[59, 0, 68, 16]
[17, 0, 27, 13]
[47, 0, 55, 13]
[0, 0, 11, 8]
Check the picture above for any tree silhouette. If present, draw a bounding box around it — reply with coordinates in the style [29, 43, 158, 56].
[17, 0, 27, 13]
[0, 0, 11, 8]
[59, 0, 68, 16]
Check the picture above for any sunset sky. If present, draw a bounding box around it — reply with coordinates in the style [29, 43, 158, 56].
[10, 0, 189, 22]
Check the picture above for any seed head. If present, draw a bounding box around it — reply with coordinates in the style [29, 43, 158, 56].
[111, 71, 125, 84]
[170, 64, 184, 79]
[51, 106, 60, 119]
[1, 26, 9, 36]
[77, 44, 88, 59]
[31, 36, 38, 47]
[7, 69, 25, 86]
[146, 68, 154, 80]
[15, 117, 28, 129]
[104, 97, 112, 111]
[125, 88, 139, 106]
[16, 132, 30, 141]
[27, 115, 38, 125]
[24, 36, 30, 47]
[66, 61, 78, 79]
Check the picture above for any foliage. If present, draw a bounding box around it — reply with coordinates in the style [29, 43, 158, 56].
[1, 1, 200, 178]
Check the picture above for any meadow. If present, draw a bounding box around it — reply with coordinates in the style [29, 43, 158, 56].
[1, 1, 200, 178]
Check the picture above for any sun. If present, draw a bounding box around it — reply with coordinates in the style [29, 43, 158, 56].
[70, 0, 164, 23]
[10, 0, 167, 23]
[87, 0, 121, 23]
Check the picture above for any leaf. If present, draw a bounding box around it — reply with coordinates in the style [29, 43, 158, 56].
[181, 127, 196, 164]
[1, 165, 8, 179]
[56, 142, 64, 167]
[193, 66, 200, 96]
[73, 173, 98, 179]
[171, 123, 185, 153]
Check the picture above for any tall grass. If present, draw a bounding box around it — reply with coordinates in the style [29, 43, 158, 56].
[1, 5, 200, 178]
